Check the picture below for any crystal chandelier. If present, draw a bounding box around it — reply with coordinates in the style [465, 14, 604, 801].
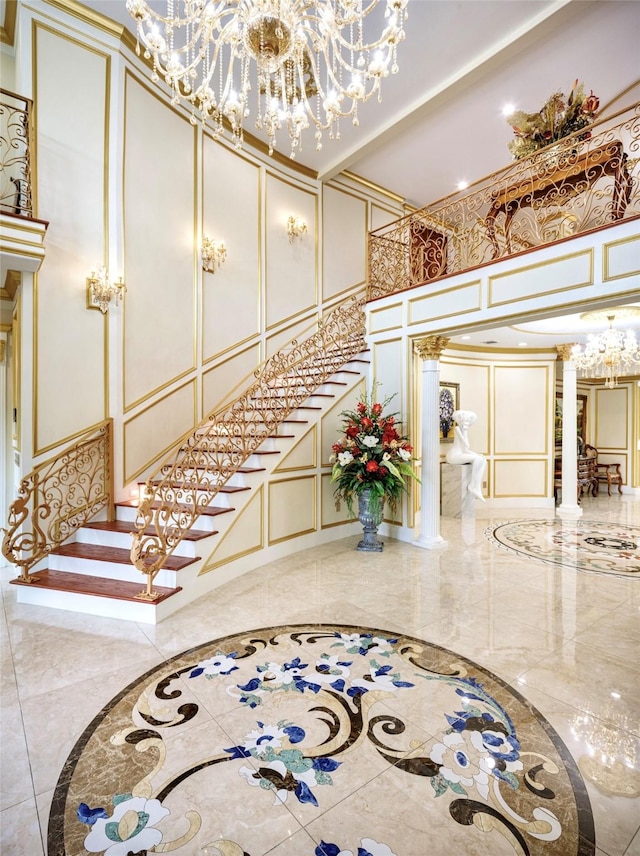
[571, 308, 640, 388]
[126, 0, 408, 158]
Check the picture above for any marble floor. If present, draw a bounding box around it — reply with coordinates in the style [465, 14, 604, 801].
[1, 494, 639, 856]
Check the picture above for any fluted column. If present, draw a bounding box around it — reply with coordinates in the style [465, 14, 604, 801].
[413, 336, 449, 550]
[556, 345, 583, 519]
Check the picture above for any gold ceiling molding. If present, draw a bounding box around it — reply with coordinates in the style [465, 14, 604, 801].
[414, 336, 450, 360]
[0, 0, 17, 45]
[2, 270, 22, 299]
[444, 342, 559, 356]
[340, 170, 405, 205]
[39, 0, 125, 38]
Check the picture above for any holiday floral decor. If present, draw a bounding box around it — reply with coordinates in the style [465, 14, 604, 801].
[330, 384, 419, 518]
[507, 80, 599, 160]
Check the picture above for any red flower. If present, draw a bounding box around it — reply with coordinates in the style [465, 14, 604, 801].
[371, 403, 383, 416]
[366, 460, 379, 473]
[383, 427, 399, 444]
[403, 444, 413, 453]
[360, 417, 373, 430]
[378, 466, 389, 477]
[582, 91, 599, 115]
[332, 442, 344, 453]
[346, 425, 358, 439]
[357, 402, 367, 414]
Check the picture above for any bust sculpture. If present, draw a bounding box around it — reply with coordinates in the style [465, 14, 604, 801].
[445, 410, 487, 501]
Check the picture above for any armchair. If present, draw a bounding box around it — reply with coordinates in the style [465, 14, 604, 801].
[583, 444, 623, 496]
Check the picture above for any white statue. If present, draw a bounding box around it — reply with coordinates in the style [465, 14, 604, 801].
[446, 410, 487, 502]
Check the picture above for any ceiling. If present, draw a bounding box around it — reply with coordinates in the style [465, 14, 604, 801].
[5, 0, 640, 354]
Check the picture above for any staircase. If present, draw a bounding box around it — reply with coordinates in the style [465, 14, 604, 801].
[7, 350, 369, 623]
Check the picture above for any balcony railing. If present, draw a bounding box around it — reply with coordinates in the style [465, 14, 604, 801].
[368, 102, 639, 300]
[0, 88, 33, 218]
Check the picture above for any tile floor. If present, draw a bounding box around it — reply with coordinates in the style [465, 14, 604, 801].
[1, 493, 639, 856]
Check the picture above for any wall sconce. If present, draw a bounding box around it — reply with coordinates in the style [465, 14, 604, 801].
[287, 215, 307, 244]
[86, 267, 126, 314]
[201, 236, 227, 273]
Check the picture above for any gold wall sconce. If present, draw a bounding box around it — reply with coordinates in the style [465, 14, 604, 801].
[86, 267, 126, 314]
[201, 236, 227, 273]
[287, 215, 307, 243]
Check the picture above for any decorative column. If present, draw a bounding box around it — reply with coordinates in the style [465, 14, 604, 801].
[556, 345, 583, 519]
[413, 336, 449, 550]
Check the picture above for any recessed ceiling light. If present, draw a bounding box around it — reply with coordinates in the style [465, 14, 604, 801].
[502, 103, 515, 117]
[518, 342, 527, 347]
[461, 335, 471, 340]
[456, 180, 468, 191]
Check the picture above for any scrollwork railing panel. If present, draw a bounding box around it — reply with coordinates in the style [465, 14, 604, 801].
[131, 292, 367, 599]
[0, 88, 33, 217]
[369, 102, 639, 300]
[1, 419, 113, 580]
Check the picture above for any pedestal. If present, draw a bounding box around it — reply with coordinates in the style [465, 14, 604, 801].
[441, 463, 476, 518]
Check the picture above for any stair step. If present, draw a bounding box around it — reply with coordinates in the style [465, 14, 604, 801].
[51, 542, 199, 571]
[83, 520, 214, 541]
[10, 569, 180, 604]
[148, 480, 251, 495]
[116, 500, 235, 517]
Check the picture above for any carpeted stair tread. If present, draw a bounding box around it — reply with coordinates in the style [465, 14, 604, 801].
[10, 570, 180, 603]
[83, 520, 215, 540]
[51, 542, 199, 570]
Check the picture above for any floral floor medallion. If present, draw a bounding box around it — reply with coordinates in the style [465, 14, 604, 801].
[486, 520, 640, 578]
[49, 624, 595, 856]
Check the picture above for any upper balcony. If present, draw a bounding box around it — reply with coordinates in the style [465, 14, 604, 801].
[0, 87, 48, 282]
[367, 102, 639, 302]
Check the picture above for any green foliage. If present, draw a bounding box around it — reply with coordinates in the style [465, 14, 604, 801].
[507, 81, 599, 160]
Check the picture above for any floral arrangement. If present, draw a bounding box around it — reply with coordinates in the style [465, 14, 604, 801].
[439, 388, 454, 438]
[507, 80, 599, 160]
[330, 384, 419, 517]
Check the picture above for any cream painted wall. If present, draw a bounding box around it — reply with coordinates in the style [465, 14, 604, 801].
[323, 186, 367, 300]
[202, 138, 260, 361]
[33, 24, 109, 454]
[265, 173, 317, 330]
[123, 75, 196, 410]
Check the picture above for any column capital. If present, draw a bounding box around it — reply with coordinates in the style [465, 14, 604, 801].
[415, 336, 450, 360]
[556, 343, 577, 361]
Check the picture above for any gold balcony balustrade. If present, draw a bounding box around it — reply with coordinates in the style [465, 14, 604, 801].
[0, 88, 33, 217]
[130, 290, 367, 600]
[1, 419, 114, 581]
[368, 101, 640, 300]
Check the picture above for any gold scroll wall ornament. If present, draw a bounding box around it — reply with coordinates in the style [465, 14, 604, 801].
[1, 419, 113, 581]
[0, 88, 33, 217]
[130, 291, 368, 600]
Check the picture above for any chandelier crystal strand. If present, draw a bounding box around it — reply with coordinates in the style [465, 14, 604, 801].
[126, 0, 407, 158]
[571, 311, 640, 389]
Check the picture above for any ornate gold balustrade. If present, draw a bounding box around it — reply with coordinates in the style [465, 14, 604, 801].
[131, 291, 367, 600]
[368, 101, 640, 300]
[1, 419, 114, 581]
[0, 88, 33, 217]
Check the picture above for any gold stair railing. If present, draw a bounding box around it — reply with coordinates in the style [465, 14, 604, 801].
[131, 290, 367, 600]
[1, 87, 34, 217]
[1, 419, 114, 581]
[369, 100, 640, 300]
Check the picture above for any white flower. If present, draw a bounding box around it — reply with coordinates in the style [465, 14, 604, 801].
[429, 732, 491, 799]
[361, 840, 398, 856]
[242, 723, 288, 756]
[196, 652, 238, 676]
[239, 759, 317, 805]
[338, 450, 354, 466]
[84, 796, 169, 856]
[397, 447, 411, 461]
[362, 435, 377, 447]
